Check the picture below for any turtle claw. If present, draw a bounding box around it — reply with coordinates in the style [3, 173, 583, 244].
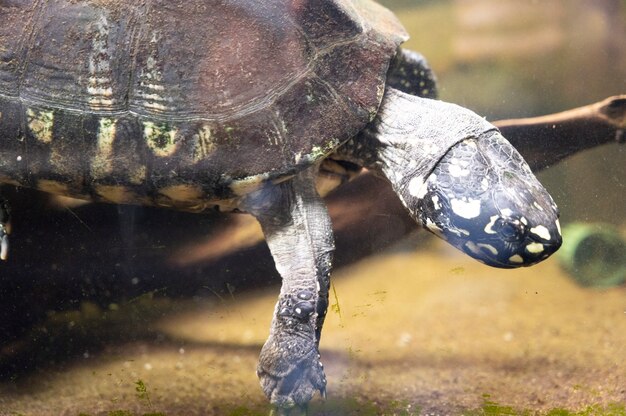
[258, 337, 326, 413]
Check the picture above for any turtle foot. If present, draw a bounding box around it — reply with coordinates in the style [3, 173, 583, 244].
[258, 339, 326, 413]
[269, 404, 308, 416]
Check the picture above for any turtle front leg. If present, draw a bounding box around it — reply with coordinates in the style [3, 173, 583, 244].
[0, 194, 10, 260]
[241, 166, 332, 414]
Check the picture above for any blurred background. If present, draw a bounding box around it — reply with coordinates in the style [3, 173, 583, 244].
[0, 1, 625, 415]
[382, 0, 626, 225]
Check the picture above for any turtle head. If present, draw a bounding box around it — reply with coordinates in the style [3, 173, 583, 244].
[349, 89, 561, 268]
[413, 131, 562, 268]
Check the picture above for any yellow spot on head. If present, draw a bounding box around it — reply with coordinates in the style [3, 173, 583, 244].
[27, 108, 54, 143]
[525, 242, 544, 254]
[530, 225, 551, 241]
[477, 243, 498, 256]
[408, 177, 426, 198]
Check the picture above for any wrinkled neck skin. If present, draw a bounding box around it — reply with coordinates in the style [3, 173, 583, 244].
[340, 88, 562, 268]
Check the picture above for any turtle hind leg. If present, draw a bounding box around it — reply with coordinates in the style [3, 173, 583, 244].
[240, 166, 333, 414]
[0, 194, 10, 260]
[387, 48, 438, 99]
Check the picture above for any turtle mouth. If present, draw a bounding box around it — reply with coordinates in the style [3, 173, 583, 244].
[462, 238, 562, 269]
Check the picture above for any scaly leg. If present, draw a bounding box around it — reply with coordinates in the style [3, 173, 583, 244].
[241, 166, 333, 415]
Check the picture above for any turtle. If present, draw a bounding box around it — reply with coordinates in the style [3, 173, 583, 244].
[0, 0, 562, 413]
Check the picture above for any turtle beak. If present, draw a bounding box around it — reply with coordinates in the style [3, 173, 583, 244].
[515, 217, 563, 267]
[450, 215, 562, 269]
[458, 202, 562, 269]
[473, 235, 562, 269]
[413, 131, 562, 269]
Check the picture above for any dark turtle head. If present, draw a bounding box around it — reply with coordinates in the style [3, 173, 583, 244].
[415, 131, 562, 268]
[347, 89, 561, 268]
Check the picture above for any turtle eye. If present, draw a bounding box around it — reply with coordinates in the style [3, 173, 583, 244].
[495, 218, 526, 242]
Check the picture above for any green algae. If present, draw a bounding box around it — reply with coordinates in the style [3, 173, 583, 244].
[219, 397, 419, 416]
[69, 402, 626, 416]
[543, 404, 626, 416]
[330, 281, 343, 320]
[77, 411, 167, 416]
[462, 395, 626, 416]
[134, 379, 152, 408]
[217, 396, 624, 416]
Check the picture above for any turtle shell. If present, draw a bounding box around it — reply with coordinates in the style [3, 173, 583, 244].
[0, 0, 406, 205]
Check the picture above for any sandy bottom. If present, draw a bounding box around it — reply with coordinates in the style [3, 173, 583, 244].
[1, 240, 625, 416]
